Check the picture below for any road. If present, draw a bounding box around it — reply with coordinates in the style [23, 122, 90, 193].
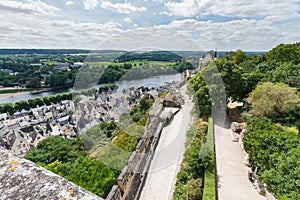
[214, 124, 266, 200]
[139, 85, 193, 200]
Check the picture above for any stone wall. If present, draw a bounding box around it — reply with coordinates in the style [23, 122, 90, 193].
[0, 147, 103, 200]
[106, 87, 183, 200]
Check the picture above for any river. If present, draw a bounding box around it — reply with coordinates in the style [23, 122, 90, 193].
[0, 73, 181, 104]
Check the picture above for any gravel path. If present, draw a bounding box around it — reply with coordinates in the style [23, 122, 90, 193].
[214, 124, 266, 200]
[139, 85, 193, 200]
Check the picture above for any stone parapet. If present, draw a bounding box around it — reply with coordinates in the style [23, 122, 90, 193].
[0, 147, 103, 200]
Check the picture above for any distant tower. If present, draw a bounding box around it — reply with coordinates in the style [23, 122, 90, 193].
[214, 49, 218, 58]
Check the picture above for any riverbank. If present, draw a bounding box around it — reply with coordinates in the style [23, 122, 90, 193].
[0, 74, 181, 104]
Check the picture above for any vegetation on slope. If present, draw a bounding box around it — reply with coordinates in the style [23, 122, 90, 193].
[173, 119, 214, 200]
[187, 42, 300, 200]
[24, 96, 154, 198]
[202, 118, 216, 200]
[24, 136, 118, 198]
[93, 97, 154, 169]
[243, 118, 300, 199]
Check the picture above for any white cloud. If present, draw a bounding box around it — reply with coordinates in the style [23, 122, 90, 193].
[0, 0, 300, 50]
[83, 0, 99, 10]
[65, 1, 74, 6]
[99, 28, 201, 51]
[164, 0, 208, 17]
[0, 0, 61, 15]
[124, 17, 132, 23]
[154, 18, 294, 51]
[0, 9, 124, 49]
[164, 0, 300, 22]
[101, 1, 147, 14]
[50, 20, 121, 32]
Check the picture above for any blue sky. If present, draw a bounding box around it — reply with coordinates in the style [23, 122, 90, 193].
[0, 0, 300, 51]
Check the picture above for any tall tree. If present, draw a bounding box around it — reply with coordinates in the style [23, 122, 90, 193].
[247, 82, 300, 119]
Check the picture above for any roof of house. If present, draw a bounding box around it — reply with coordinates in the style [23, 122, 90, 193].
[58, 115, 69, 123]
[0, 147, 103, 200]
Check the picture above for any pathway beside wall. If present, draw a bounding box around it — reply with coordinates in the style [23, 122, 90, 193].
[214, 124, 266, 200]
[139, 85, 193, 200]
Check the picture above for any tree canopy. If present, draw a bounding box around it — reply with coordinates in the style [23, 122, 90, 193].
[25, 136, 118, 198]
[243, 118, 300, 200]
[247, 82, 300, 119]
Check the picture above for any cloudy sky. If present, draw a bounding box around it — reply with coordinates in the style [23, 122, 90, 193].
[0, 0, 300, 51]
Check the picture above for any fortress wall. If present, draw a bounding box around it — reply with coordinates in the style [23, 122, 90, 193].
[107, 86, 183, 200]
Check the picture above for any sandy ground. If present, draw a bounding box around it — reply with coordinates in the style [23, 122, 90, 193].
[140, 85, 193, 200]
[214, 124, 266, 200]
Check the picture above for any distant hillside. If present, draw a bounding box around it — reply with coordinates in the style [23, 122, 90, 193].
[116, 51, 185, 62]
[0, 49, 90, 55]
[0, 49, 127, 55]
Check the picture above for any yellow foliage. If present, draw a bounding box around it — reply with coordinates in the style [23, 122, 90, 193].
[8, 167, 14, 172]
[286, 126, 299, 134]
[10, 160, 20, 165]
[68, 189, 74, 195]
[275, 123, 299, 134]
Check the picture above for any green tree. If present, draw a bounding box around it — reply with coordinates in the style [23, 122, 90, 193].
[49, 95, 59, 104]
[46, 73, 68, 87]
[271, 62, 300, 89]
[25, 77, 41, 88]
[247, 82, 300, 119]
[25, 136, 118, 198]
[43, 96, 51, 105]
[217, 60, 246, 100]
[14, 100, 30, 111]
[63, 156, 117, 198]
[24, 136, 88, 165]
[2, 102, 15, 115]
[231, 49, 247, 64]
[35, 97, 44, 107]
[243, 118, 300, 199]
[267, 42, 300, 64]
[28, 98, 37, 109]
[188, 61, 226, 117]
